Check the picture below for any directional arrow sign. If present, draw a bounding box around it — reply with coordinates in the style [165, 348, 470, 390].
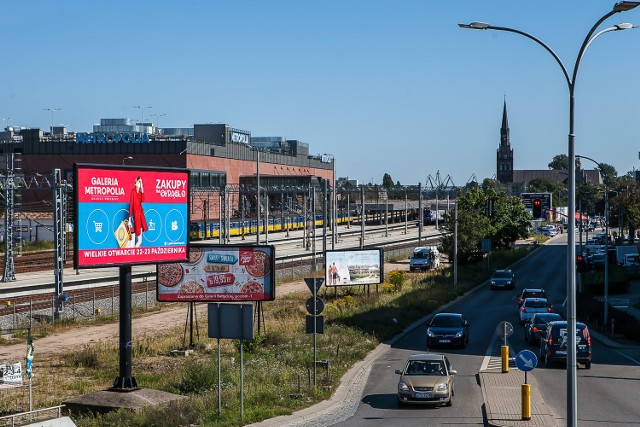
[515, 349, 538, 372]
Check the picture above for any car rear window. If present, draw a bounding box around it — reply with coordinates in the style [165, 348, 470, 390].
[534, 314, 560, 324]
[525, 300, 548, 308]
[523, 292, 545, 299]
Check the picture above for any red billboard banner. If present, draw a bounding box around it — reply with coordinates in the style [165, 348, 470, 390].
[157, 245, 275, 302]
[74, 164, 190, 268]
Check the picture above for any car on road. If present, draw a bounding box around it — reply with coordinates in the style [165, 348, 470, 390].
[426, 313, 470, 348]
[539, 321, 592, 369]
[517, 288, 549, 308]
[395, 353, 457, 406]
[524, 312, 563, 345]
[490, 269, 515, 290]
[519, 298, 552, 325]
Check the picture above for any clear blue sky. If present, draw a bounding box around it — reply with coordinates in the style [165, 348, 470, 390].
[3, 1, 639, 186]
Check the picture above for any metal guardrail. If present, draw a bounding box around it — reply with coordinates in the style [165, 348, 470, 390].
[0, 405, 65, 427]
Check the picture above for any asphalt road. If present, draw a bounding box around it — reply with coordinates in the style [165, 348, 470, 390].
[332, 233, 640, 427]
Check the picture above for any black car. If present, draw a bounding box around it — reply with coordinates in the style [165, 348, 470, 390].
[517, 288, 549, 308]
[490, 269, 515, 290]
[539, 321, 592, 369]
[426, 313, 470, 348]
[524, 312, 562, 345]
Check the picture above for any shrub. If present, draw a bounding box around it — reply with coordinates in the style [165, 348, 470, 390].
[387, 270, 407, 291]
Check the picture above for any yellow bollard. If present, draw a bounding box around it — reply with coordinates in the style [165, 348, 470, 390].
[501, 345, 509, 373]
[521, 383, 531, 420]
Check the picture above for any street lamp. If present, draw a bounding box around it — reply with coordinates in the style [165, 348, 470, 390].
[150, 113, 166, 134]
[460, 4, 639, 426]
[44, 108, 61, 133]
[122, 156, 133, 166]
[576, 154, 613, 329]
[323, 154, 336, 250]
[133, 105, 152, 123]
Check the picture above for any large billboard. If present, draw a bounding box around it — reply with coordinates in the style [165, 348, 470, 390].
[74, 164, 190, 268]
[325, 248, 383, 286]
[157, 245, 275, 302]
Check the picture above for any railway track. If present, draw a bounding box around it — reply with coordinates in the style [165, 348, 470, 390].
[0, 225, 443, 324]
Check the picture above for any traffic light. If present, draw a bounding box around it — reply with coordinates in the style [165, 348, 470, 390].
[532, 199, 542, 219]
[576, 255, 585, 272]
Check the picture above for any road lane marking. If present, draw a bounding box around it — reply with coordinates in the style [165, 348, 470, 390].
[614, 349, 640, 366]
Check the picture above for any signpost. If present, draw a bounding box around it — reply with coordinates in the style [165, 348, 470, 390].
[496, 321, 513, 373]
[516, 349, 538, 421]
[304, 278, 324, 387]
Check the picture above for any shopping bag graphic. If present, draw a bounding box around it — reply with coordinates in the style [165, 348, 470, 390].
[114, 220, 132, 248]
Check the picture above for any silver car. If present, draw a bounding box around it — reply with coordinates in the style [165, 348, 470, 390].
[396, 353, 457, 406]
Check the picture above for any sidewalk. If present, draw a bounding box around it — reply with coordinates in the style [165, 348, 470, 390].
[480, 369, 556, 427]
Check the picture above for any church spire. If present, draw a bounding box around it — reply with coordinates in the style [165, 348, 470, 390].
[500, 96, 510, 146]
[497, 97, 514, 184]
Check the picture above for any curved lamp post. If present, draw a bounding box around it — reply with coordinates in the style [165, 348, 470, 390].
[459, 4, 639, 426]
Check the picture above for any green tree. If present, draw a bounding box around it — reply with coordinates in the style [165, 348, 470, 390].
[597, 162, 617, 186]
[440, 186, 530, 263]
[576, 183, 603, 217]
[548, 154, 581, 171]
[382, 173, 394, 188]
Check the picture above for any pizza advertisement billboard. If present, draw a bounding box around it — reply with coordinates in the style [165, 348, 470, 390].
[157, 245, 275, 302]
[325, 248, 383, 287]
[74, 164, 190, 269]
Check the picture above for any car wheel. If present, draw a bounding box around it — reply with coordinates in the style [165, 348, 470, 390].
[446, 395, 453, 407]
[585, 361, 591, 369]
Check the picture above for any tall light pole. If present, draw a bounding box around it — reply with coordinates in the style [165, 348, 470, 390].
[150, 113, 166, 134]
[577, 154, 613, 329]
[460, 4, 639, 426]
[255, 149, 260, 245]
[44, 108, 61, 133]
[133, 105, 152, 123]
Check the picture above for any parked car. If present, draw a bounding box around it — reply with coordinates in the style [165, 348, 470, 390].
[409, 246, 440, 272]
[517, 288, 549, 308]
[426, 313, 470, 348]
[524, 312, 563, 345]
[395, 353, 457, 406]
[519, 298, 552, 325]
[490, 269, 515, 290]
[539, 321, 592, 369]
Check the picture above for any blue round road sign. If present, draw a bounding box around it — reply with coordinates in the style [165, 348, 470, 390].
[515, 349, 538, 372]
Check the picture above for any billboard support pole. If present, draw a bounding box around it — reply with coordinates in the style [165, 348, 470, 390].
[112, 265, 137, 390]
[360, 186, 365, 249]
[323, 180, 327, 260]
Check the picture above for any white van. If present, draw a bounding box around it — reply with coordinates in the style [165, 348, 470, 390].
[409, 246, 440, 272]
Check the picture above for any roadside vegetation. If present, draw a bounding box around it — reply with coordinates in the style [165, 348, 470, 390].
[0, 247, 534, 426]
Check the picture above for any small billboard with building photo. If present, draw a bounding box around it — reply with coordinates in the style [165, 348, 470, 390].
[325, 248, 383, 286]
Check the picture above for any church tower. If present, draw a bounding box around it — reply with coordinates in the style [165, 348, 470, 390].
[496, 98, 514, 183]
